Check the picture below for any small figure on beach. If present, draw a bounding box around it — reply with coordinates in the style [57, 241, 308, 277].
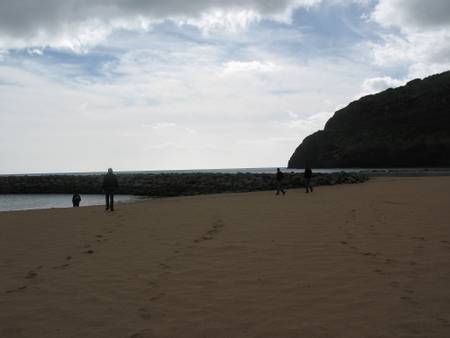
[102, 168, 119, 211]
[304, 164, 313, 193]
[276, 168, 286, 195]
[72, 193, 81, 207]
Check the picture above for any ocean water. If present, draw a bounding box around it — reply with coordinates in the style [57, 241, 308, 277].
[0, 194, 140, 212]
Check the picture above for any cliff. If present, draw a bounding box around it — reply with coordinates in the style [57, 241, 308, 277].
[288, 71, 450, 168]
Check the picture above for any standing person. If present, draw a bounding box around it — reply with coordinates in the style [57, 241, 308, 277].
[276, 168, 286, 195]
[304, 165, 313, 193]
[102, 168, 119, 211]
[72, 193, 81, 207]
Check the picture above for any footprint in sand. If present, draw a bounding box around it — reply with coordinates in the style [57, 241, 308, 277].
[435, 316, 450, 326]
[159, 263, 170, 269]
[5, 286, 27, 294]
[194, 220, 224, 243]
[129, 329, 155, 338]
[213, 220, 224, 228]
[25, 271, 38, 279]
[53, 263, 70, 270]
[147, 280, 159, 288]
[390, 281, 400, 288]
[138, 307, 152, 320]
[363, 252, 377, 257]
[149, 293, 165, 301]
[400, 295, 418, 305]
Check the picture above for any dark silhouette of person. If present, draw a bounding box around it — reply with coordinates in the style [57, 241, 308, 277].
[304, 165, 313, 193]
[102, 168, 119, 211]
[276, 168, 286, 195]
[72, 193, 81, 207]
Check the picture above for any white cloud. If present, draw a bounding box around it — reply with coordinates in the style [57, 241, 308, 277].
[360, 76, 404, 96]
[179, 9, 261, 34]
[222, 61, 280, 75]
[27, 49, 43, 56]
[369, 30, 450, 67]
[0, 49, 7, 61]
[0, 0, 321, 51]
[373, 0, 450, 31]
[0, 46, 370, 172]
[367, 0, 450, 80]
[287, 111, 334, 133]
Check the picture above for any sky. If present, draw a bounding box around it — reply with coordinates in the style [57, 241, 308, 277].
[1, 0, 449, 173]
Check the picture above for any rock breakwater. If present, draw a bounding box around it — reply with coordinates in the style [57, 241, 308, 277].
[0, 172, 368, 197]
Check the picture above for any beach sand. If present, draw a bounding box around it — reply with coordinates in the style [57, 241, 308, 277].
[1, 177, 449, 338]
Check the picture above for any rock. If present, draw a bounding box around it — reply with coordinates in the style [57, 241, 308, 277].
[0, 172, 368, 196]
[288, 70, 450, 168]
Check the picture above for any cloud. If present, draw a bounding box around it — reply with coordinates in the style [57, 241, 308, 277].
[222, 60, 280, 75]
[0, 0, 320, 51]
[360, 76, 404, 96]
[372, 0, 450, 31]
[368, 30, 450, 70]
[366, 0, 450, 80]
[0, 41, 371, 172]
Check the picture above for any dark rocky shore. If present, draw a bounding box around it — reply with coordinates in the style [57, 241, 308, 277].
[0, 172, 368, 197]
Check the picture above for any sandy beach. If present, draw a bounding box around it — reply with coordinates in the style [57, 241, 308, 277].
[1, 177, 449, 338]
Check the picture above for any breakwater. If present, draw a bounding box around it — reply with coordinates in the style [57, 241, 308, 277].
[0, 172, 368, 197]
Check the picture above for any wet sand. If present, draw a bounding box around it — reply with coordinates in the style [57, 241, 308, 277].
[1, 177, 449, 338]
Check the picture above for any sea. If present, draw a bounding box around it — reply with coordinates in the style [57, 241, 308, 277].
[0, 194, 141, 212]
[1, 167, 448, 212]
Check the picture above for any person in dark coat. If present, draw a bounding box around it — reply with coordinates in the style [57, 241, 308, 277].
[72, 193, 81, 207]
[102, 168, 119, 211]
[276, 168, 286, 195]
[304, 165, 313, 193]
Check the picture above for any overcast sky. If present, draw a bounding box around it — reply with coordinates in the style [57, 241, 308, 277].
[1, 0, 449, 173]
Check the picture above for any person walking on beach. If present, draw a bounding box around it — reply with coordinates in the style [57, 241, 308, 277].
[72, 193, 81, 207]
[102, 168, 119, 211]
[304, 165, 313, 193]
[276, 168, 286, 195]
